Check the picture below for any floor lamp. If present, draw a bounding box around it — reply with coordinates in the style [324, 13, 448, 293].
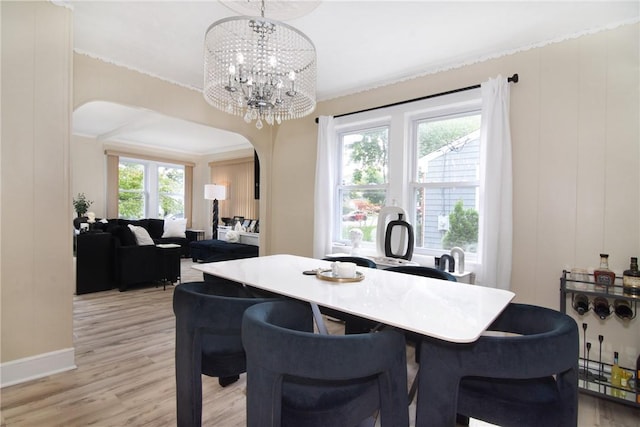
[204, 184, 227, 239]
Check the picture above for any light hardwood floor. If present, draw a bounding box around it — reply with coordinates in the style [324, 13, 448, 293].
[1, 259, 638, 426]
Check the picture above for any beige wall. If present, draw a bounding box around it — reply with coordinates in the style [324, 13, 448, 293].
[209, 157, 259, 221]
[1, 2, 74, 362]
[272, 24, 640, 367]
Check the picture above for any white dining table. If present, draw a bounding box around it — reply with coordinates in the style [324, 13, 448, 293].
[192, 254, 515, 343]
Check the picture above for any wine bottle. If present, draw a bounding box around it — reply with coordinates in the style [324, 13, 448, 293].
[611, 352, 623, 398]
[572, 294, 589, 315]
[613, 299, 633, 320]
[593, 296, 611, 320]
[622, 257, 640, 296]
[594, 254, 616, 291]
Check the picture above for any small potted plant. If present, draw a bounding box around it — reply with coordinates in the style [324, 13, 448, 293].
[73, 193, 93, 217]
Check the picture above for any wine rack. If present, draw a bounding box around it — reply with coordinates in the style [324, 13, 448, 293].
[560, 270, 639, 408]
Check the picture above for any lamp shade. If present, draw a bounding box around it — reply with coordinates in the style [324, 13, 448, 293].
[204, 184, 227, 201]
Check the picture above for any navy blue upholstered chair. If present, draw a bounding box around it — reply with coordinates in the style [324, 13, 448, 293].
[385, 265, 456, 281]
[173, 281, 279, 427]
[203, 272, 277, 298]
[242, 300, 410, 427]
[415, 303, 579, 427]
[322, 256, 379, 334]
[384, 265, 458, 402]
[386, 266, 457, 360]
[322, 256, 378, 268]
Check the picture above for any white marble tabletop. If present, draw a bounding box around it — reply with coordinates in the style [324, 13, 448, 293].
[192, 254, 514, 343]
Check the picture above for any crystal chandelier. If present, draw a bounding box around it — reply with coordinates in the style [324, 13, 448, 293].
[203, 2, 316, 129]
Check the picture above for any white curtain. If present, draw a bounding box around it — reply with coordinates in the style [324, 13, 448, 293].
[313, 116, 336, 259]
[478, 75, 513, 290]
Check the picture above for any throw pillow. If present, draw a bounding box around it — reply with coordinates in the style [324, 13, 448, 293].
[110, 224, 137, 246]
[147, 218, 165, 239]
[226, 230, 240, 243]
[128, 224, 155, 246]
[162, 218, 187, 238]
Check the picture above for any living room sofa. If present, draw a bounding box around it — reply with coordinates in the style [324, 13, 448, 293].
[104, 218, 195, 257]
[75, 217, 197, 291]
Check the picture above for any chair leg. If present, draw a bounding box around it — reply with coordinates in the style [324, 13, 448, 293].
[408, 375, 418, 404]
[175, 329, 203, 427]
[219, 375, 240, 387]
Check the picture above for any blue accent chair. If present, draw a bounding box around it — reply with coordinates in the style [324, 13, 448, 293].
[415, 303, 579, 427]
[173, 281, 279, 427]
[322, 256, 379, 334]
[322, 256, 378, 268]
[386, 266, 457, 361]
[385, 265, 456, 281]
[242, 300, 410, 427]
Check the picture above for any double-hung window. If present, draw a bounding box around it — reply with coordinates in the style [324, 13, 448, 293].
[411, 112, 481, 256]
[118, 157, 185, 219]
[332, 90, 482, 261]
[336, 124, 389, 244]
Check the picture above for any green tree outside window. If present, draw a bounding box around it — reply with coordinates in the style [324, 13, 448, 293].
[442, 200, 478, 251]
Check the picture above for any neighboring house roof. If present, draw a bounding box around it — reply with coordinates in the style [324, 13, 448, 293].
[418, 129, 480, 180]
[419, 129, 480, 164]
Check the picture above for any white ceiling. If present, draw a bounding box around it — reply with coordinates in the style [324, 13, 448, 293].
[73, 101, 253, 155]
[69, 0, 639, 155]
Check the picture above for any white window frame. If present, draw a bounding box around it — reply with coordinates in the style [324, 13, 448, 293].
[331, 89, 482, 264]
[118, 159, 148, 219]
[334, 118, 391, 247]
[408, 109, 482, 258]
[119, 157, 185, 219]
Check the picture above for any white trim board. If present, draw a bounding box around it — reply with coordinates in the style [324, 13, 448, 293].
[0, 348, 76, 388]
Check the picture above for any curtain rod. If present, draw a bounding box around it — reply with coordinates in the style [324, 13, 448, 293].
[314, 73, 518, 124]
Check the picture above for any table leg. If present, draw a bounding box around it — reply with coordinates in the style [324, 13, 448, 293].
[310, 303, 328, 335]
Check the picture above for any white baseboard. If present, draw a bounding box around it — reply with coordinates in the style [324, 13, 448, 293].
[0, 348, 76, 388]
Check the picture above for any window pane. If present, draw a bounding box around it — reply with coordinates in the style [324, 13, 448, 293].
[416, 115, 480, 183]
[158, 166, 185, 218]
[119, 192, 145, 219]
[413, 113, 480, 253]
[414, 187, 478, 253]
[339, 188, 386, 243]
[341, 126, 389, 186]
[159, 195, 184, 218]
[118, 162, 145, 219]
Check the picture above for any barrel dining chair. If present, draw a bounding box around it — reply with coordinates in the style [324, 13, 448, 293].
[384, 265, 458, 402]
[242, 300, 409, 427]
[321, 256, 379, 334]
[386, 265, 457, 359]
[322, 256, 378, 268]
[173, 281, 279, 427]
[415, 303, 579, 427]
[385, 265, 456, 281]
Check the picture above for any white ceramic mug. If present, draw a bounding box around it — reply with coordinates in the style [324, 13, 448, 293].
[331, 261, 341, 276]
[337, 262, 357, 278]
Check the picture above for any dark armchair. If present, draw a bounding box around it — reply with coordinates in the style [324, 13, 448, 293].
[242, 300, 409, 427]
[320, 256, 379, 334]
[415, 303, 579, 427]
[173, 281, 280, 427]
